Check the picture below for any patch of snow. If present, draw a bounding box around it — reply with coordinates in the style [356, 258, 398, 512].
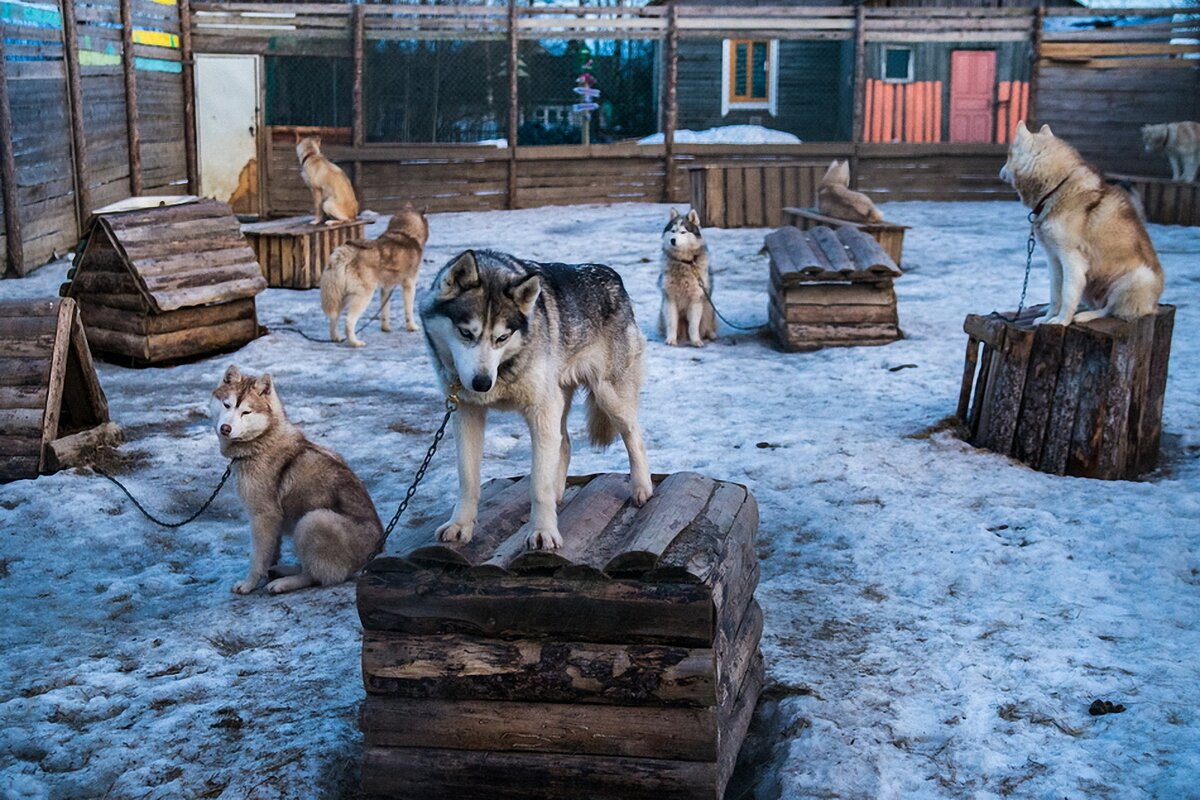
[638, 125, 802, 146]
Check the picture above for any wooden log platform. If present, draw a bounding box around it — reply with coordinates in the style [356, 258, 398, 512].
[1105, 173, 1200, 227]
[765, 224, 903, 352]
[0, 298, 121, 483]
[241, 215, 367, 289]
[958, 305, 1175, 480]
[357, 471, 764, 800]
[783, 206, 911, 266]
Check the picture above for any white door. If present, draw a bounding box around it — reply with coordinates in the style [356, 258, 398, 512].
[195, 54, 261, 215]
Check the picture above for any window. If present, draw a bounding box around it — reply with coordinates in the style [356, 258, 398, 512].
[722, 39, 778, 115]
[883, 48, 913, 83]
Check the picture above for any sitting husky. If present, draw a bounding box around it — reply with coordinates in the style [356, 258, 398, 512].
[296, 135, 359, 224]
[419, 250, 653, 551]
[818, 159, 884, 223]
[211, 365, 383, 593]
[1141, 121, 1200, 183]
[659, 208, 716, 348]
[1001, 121, 1164, 325]
[320, 205, 429, 347]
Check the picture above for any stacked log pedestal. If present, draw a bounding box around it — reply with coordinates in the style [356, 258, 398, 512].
[357, 471, 763, 800]
[958, 305, 1175, 480]
[766, 224, 903, 351]
[1105, 173, 1200, 227]
[783, 206, 911, 266]
[241, 215, 366, 289]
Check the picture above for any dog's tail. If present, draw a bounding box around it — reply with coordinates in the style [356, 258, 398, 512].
[585, 391, 617, 448]
[320, 248, 350, 317]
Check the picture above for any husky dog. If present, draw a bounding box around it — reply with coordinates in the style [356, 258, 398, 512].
[818, 159, 884, 223]
[1141, 121, 1200, 183]
[211, 365, 383, 593]
[320, 205, 430, 347]
[659, 208, 716, 348]
[295, 135, 359, 224]
[1000, 121, 1164, 325]
[419, 250, 653, 550]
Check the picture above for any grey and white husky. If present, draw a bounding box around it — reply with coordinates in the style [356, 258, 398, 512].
[211, 365, 384, 593]
[419, 250, 653, 551]
[659, 208, 716, 347]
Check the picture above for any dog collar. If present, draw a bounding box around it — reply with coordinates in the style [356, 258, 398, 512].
[1032, 175, 1071, 218]
[300, 151, 315, 168]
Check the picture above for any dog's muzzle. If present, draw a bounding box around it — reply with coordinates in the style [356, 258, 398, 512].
[471, 374, 493, 393]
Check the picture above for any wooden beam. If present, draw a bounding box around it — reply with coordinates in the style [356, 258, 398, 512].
[59, 0, 91, 228]
[850, 2, 866, 187]
[352, 5, 365, 149]
[1027, 3, 1044, 129]
[0, 29, 23, 278]
[506, 0, 519, 210]
[662, 0, 678, 203]
[120, 0, 143, 195]
[180, 0, 199, 194]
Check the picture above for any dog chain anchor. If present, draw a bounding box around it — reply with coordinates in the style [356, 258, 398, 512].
[1017, 210, 1037, 316]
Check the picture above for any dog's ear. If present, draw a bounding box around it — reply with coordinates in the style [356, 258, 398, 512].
[294, 130, 302, 143]
[686, 208, 701, 227]
[222, 364, 241, 385]
[507, 273, 541, 316]
[420, 205, 428, 216]
[312, 135, 322, 147]
[1037, 124, 1052, 137]
[253, 373, 273, 397]
[1015, 120, 1029, 139]
[439, 251, 480, 299]
[402, 201, 413, 210]
[668, 208, 680, 220]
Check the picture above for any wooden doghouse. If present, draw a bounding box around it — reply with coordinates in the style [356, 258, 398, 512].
[1105, 174, 1200, 227]
[0, 298, 121, 483]
[766, 225, 903, 351]
[958, 305, 1175, 480]
[357, 471, 763, 800]
[783, 206, 911, 267]
[241, 216, 366, 289]
[688, 161, 828, 228]
[61, 199, 266, 365]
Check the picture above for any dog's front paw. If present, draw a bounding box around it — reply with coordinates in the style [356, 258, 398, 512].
[1041, 315, 1071, 327]
[348, 338, 367, 348]
[526, 528, 563, 550]
[231, 578, 260, 595]
[436, 519, 474, 544]
[690, 338, 705, 348]
[330, 332, 345, 343]
[406, 322, 418, 332]
[631, 480, 653, 507]
[664, 336, 678, 347]
[380, 321, 392, 333]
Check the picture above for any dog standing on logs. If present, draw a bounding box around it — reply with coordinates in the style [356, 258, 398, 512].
[320, 205, 430, 347]
[295, 135, 360, 224]
[1141, 121, 1200, 183]
[659, 208, 716, 348]
[818, 159, 884, 223]
[211, 365, 383, 593]
[1001, 121, 1164, 325]
[419, 250, 653, 550]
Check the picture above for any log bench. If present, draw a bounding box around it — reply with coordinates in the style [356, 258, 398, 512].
[783, 206, 910, 267]
[357, 471, 763, 800]
[958, 305, 1175, 480]
[241, 215, 367, 289]
[765, 224, 903, 352]
[1104, 173, 1200, 227]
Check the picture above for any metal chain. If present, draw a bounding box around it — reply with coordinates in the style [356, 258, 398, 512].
[691, 264, 766, 333]
[1017, 210, 1037, 315]
[95, 462, 234, 529]
[270, 300, 387, 344]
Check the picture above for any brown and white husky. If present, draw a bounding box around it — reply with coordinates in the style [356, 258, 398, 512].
[295, 134, 359, 224]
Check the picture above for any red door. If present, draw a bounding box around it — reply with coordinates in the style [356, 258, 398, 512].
[949, 51, 996, 143]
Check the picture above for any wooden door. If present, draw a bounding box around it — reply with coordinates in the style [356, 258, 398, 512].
[195, 54, 262, 216]
[949, 50, 996, 143]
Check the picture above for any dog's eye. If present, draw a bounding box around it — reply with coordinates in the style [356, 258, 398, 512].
[240, 410, 249, 417]
[223, 402, 231, 409]
[458, 327, 474, 340]
[495, 333, 510, 344]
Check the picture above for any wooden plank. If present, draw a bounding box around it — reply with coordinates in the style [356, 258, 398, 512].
[725, 167, 744, 228]
[60, 0, 92, 231]
[0, 455, 41, 483]
[775, 280, 895, 307]
[653, 481, 747, 585]
[0, 33, 24, 277]
[778, 302, 897, 325]
[1012, 323, 1065, 467]
[0, 385, 47, 411]
[120, 0, 143, 195]
[1039, 325, 1089, 475]
[0, 359, 50, 388]
[404, 475, 536, 568]
[605, 472, 716, 574]
[0, 407, 44, 437]
[1136, 306, 1174, 475]
[718, 651, 764, 796]
[1096, 316, 1146, 479]
[68, 308, 109, 423]
[144, 316, 259, 363]
[980, 323, 1036, 457]
[506, 472, 635, 573]
[763, 165, 783, 229]
[743, 167, 764, 227]
[43, 421, 122, 473]
[37, 300, 75, 465]
[1065, 325, 1116, 478]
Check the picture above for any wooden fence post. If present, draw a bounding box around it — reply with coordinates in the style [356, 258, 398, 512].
[507, 0, 519, 210]
[850, 2, 866, 189]
[120, 0, 143, 195]
[0, 28, 24, 277]
[662, 0, 678, 203]
[1027, 4, 1045, 129]
[59, 0, 91, 229]
[179, 0, 198, 194]
[352, 5, 365, 187]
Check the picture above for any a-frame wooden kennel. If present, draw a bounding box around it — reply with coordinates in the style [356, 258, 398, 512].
[0, 298, 120, 483]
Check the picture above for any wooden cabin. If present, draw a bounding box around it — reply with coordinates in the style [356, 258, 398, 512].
[0, 297, 120, 483]
[357, 471, 763, 799]
[61, 198, 266, 366]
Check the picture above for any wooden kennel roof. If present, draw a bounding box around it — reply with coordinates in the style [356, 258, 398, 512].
[65, 198, 266, 314]
[765, 224, 901, 284]
[0, 298, 117, 483]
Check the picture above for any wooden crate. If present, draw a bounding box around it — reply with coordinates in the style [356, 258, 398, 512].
[1105, 173, 1200, 227]
[0, 298, 122, 483]
[60, 198, 266, 366]
[765, 225, 903, 352]
[357, 471, 763, 800]
[688, 161, 828, 229]
[241, 215, 367, 289]
[957, 305, 1175, 480]
[783, 206, 910, 267]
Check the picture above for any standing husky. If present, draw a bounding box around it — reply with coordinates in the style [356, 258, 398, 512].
[419, 250, 653, 551]
[320, 205, 430, 347]
[1141, 121, 1200, 183]
[659, 208, 716, 348]
[1001, 121, 1164, 325]
[211, 365, 383, 593]
[296, 135, 360, 224]
[818, 159, 884, 223]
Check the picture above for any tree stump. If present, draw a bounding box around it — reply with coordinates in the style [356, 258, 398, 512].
[958, 305, 1175, 480]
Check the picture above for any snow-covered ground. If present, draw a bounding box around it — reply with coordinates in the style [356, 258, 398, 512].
[638, 125, 802, 145]
[1, 201, 1198, 799]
